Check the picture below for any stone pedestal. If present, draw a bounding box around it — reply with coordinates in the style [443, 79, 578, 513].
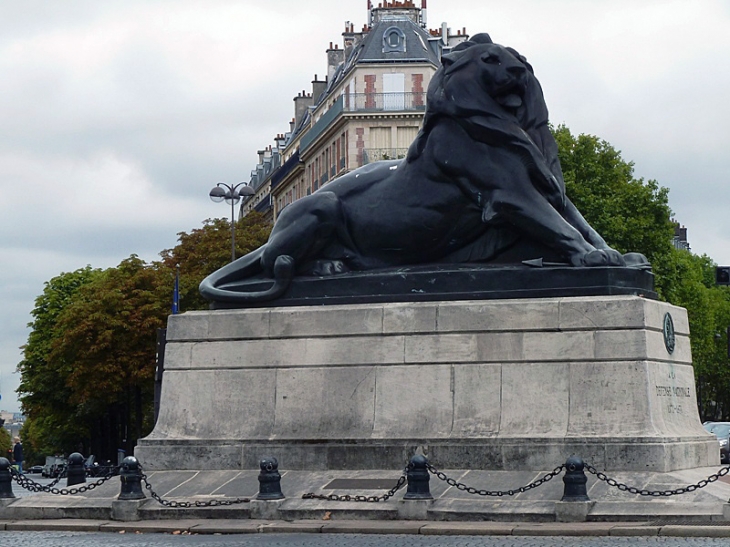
[136, 295, 717, 472]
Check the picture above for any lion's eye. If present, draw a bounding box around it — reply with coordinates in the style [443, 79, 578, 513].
[483, 55, 501, 65]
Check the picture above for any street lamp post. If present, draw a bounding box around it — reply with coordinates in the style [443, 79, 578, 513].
[209, 182, 255, 262]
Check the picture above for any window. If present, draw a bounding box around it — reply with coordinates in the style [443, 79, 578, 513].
[383, 26, 406, 53]
[383, 73, 405, 110]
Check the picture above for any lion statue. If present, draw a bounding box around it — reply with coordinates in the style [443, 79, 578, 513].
[200, 33, 648, 304]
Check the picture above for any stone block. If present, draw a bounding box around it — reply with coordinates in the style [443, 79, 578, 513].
[372, 365, 453, 438]
[475, 332, 524, 362]
[162, 342, 192, 370]
[152, 369, 276, 439]
[397, 499, 431, 520]
[250, 499, 283, 520]
[644, 301, 690, 335]
[111, 499, 143, 521]
[437, 299, 560, 332]
[383, 302, 438, 333]
[523, 331, 595, 361]
[555, 500, 593, 522]
[567, 361, 652, 436]
[500, 363, 569, 435]
[274, 367, 376, 438]
[207, 309, 271, 340]
[451, 364, 501, 436]
[270, 305, 383, 338]
[558, 296, 646, 330]
[167, 312, 209, 341]
[404, 333, 477, 364]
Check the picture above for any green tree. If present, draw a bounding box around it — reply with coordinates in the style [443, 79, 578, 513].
[552, 124, 730, 419]
[158, 213, 271, 311]
[16, 267, 101, 457]
[553, 124, 675, 277]
[16, 214, 272, 459]
[0, 428, 11, 460]
[48, 255, 169, 457]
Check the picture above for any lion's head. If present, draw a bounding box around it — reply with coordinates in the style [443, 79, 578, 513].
[442, 41, 528, 112]
[413, 33, 563, 198]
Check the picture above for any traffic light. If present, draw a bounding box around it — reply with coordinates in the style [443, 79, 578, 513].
[716, 266, 730, 286]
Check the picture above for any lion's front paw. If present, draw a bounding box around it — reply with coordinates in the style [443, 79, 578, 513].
[580, 249, 626, 267]
[623, 252, 651, 270]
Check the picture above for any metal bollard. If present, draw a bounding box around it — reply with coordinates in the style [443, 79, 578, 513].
[403, 454, 433, 500]
[0, 457, 15, 499]
[67, 452, 86, 487]
[256, 456, 284, 500]
[561, 455, 589, 501]
[118, 456, 145, 500]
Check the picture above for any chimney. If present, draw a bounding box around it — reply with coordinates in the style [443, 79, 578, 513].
[327, 42, 345, 80]
[441, 22, 448, 46]
[293, 91, 314, 128]
[312, 74, 327, 102]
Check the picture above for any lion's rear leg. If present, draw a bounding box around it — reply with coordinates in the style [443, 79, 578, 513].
[261, 191, 348, 275]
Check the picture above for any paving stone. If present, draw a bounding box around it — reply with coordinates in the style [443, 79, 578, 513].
[6, 519, 106, 531]
[321, 520, 425, 534]
[420, 522, 517, 535]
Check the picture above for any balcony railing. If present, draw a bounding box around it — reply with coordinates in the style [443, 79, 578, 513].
[344, 92, 426, 112]
[362, 148, 409, 165]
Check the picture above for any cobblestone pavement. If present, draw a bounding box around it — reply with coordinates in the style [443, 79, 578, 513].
[2, 533, 730, 546]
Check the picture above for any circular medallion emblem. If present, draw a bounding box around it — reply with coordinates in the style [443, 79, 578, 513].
[663, 312, 675, 354]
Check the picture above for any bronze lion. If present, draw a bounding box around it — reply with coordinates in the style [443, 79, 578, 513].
[201, 34, 648, 304]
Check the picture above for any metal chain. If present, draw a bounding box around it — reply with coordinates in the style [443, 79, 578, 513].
[140, 474, 250, 507]
[585, 463, 730, 497]
[302, 467, 409, 503]
[11, 468, 119, 495]
[426, 463, 566, 497]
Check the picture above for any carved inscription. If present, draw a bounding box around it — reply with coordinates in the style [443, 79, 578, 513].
[655, 383, 692, 416]
[655, 386, 692, 398]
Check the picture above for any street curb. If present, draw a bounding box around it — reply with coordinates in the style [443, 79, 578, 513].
[2, 519, 730, 537]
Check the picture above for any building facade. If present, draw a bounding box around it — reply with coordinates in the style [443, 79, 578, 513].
[241, 1, 468, 221]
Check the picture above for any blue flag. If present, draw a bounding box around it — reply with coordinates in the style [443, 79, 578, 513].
[172, 265, 180, 314]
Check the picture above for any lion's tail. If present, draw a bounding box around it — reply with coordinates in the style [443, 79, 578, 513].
[199, 247, 294, 304]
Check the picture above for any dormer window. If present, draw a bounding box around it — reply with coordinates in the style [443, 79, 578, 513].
[383, 26, 406, 53]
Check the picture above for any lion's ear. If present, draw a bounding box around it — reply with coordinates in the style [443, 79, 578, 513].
[441, 51, 457, 67]
[441, 50, 467, 73]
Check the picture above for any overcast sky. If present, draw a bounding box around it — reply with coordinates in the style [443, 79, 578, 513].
[1, 0, 729, 413]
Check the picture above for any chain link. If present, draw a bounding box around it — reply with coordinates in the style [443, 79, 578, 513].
[426, 463, 566, 497]
[11, 467, 119, 495]
[302, 467, 409, 503]
[140, 474, 250, 507]
[585, 463, 730, 497]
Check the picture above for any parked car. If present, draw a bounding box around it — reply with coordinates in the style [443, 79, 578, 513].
[28, 465, 43, 474]
[703, 422, 730, 464]
[41, 456, 67, 478]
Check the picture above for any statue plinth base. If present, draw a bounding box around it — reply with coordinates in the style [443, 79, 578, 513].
[136, 294, 716, 472]
[209, 264, 657, 308]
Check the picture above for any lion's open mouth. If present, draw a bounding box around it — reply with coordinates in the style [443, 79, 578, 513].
[495, 93, 523, 109]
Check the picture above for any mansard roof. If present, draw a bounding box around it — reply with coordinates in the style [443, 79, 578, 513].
[355, 16, 440, 65]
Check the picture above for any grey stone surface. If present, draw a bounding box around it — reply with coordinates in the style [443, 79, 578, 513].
[140, 296, 716, 472]
[111, 500, 144, 521]
[555, 501, 593, 522]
